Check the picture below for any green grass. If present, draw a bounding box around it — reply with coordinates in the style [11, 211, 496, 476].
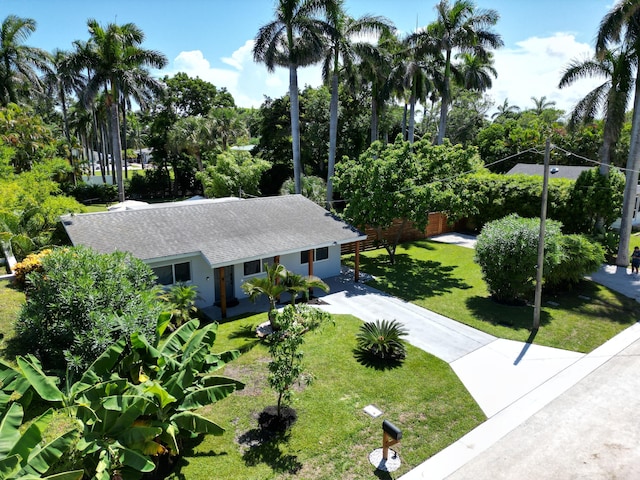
[168, 313, 484, 480]
[0, 279, 23, 353]
[344, 240, 638, 353]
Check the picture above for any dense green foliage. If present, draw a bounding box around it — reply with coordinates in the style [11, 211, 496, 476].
[475, 215, 563, 303]
[14, 246, 163, 371]
[9, 315, 243, 479]
[475, 215, 604, 303]
[335, 136, 484, 263]
[197, 150, 270, 198]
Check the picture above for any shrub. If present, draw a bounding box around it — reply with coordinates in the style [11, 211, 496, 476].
[474, 214, 563, 304]
[355, 319, 408, 361]
[545, 234, 605, 289]
[12, 248, 55, 288]
[14, 246, 163, 372]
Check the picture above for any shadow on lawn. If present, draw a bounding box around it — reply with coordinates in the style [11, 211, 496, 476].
[465, 296, 551, 330]
[227, 323, 261, 353]
[359, 254, 472, 301]
[353, 348, 404, 371]
[238, 424, 302, 474]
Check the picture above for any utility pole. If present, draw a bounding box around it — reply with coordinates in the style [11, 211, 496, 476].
[533, 138, 551, 330]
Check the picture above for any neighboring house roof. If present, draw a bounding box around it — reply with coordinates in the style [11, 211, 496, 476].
[61, 195, 366, 268]
[506, 163, 591, 181]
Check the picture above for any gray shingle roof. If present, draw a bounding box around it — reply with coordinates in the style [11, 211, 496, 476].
[61, 195, 366, 267]
[506, 163, 591, 181]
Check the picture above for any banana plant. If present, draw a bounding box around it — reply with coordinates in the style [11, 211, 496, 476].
[121, 317, 245, 456]
[15, 313, 244, 479]
[0, 402, 82, 480]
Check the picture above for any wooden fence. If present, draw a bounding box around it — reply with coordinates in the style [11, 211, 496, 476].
[341, 212, 456, 254]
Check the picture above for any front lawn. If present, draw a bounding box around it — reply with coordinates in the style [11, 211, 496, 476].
[0, 279, 23, 353]
[169, 313, 484, 480]
[345, 240, 638, 353]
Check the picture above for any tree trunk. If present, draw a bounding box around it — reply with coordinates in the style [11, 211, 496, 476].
[326, 72, 339, 210]
[402, 103, 408, 141]
[108, 100, 125, 202]
[616, 76, 640, 267]
[371, 84, 378, 143]
[289, 64, 302, 194]
[121, 98, 129, 180]
[408, 95, 416, 144]
[436, 50, 452, 145]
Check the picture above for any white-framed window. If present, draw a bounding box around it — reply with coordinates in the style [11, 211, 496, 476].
[152, 261, 191, 286]
[244, 259, 261, 276]
[243, 257, 278, 276]
[301, 247, 330, 264]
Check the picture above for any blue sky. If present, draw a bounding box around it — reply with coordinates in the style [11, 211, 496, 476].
[3, 0, 613, 113]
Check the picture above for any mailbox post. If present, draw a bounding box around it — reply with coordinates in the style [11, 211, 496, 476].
[382, 420, 402, 460]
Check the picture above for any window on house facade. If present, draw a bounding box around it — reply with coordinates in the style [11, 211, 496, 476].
[300, 247, 329, 264]
[316, 247, 329, 261]
[152, 261, 191, 286]
[244, 259, 261, 276]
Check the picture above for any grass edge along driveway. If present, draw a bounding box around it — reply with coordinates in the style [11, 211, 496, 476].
[344, 239, 638, 353]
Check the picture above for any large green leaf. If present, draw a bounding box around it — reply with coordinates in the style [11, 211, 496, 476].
[172, 411, 225, 435]
[118, 446, 156, 473]
[22, 429, 79, 476]
[142, 382, 177, 409]
[162, 367, 195, 400]
[16, 356, 64, 403]
[159, 319, 200, 356]
[182, 323, 217, 360]
[179, 384, 238, 411]
[70, 338, 128, 396]
[0, 454, 21, 479]
[157, 424, 179, 456]
[0, 403, 24, 456]
[41, 470, 85, 480]
[200, 375, 245, 390]
[155, 311, 173, 343]
[117, 425, 162, 448]
[7, 408, 52, 465]
[204, 349, 241, 371]
[101, 394, 153, 413]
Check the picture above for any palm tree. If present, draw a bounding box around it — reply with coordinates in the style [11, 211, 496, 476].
[322, 1, 392, 208]
[491, 98, 520, 119]
[43, 49, 86, 179]
[82, 19, 167, 202]
[253, 0, 334, 195]
[167, 115, 218, 172]
[282, 272, 329, 303]
[457, 51, 497, 92]
[597, 0, 640, 267]
[530, 95, 556, 115]
[209, 107, 249, 150]
[0, 15, 50, 106]
[559, 48, 634, 175]
[241, 262, 288, 327]
[412, 0, 502, 145]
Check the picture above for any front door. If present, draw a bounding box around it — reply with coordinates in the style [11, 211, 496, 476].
[214, 266, 235, 306]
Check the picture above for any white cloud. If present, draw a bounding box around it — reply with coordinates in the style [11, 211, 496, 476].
[167, 41, 323, 109]
[167, 33, 601, 117]
[488, 33, 602, 115]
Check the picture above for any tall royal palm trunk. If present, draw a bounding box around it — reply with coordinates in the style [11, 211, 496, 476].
[326, 71, 339, 209]
[436, 49, 452, 145]
[616, 75, 640, 266]
[408, 92, 416, 144]
[108, 97, 125, 202]
[289, 63, 302, 194]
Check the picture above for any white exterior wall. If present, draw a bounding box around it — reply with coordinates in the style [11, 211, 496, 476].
[146, 254, 214, 308]
[233, 245, 342, 301]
